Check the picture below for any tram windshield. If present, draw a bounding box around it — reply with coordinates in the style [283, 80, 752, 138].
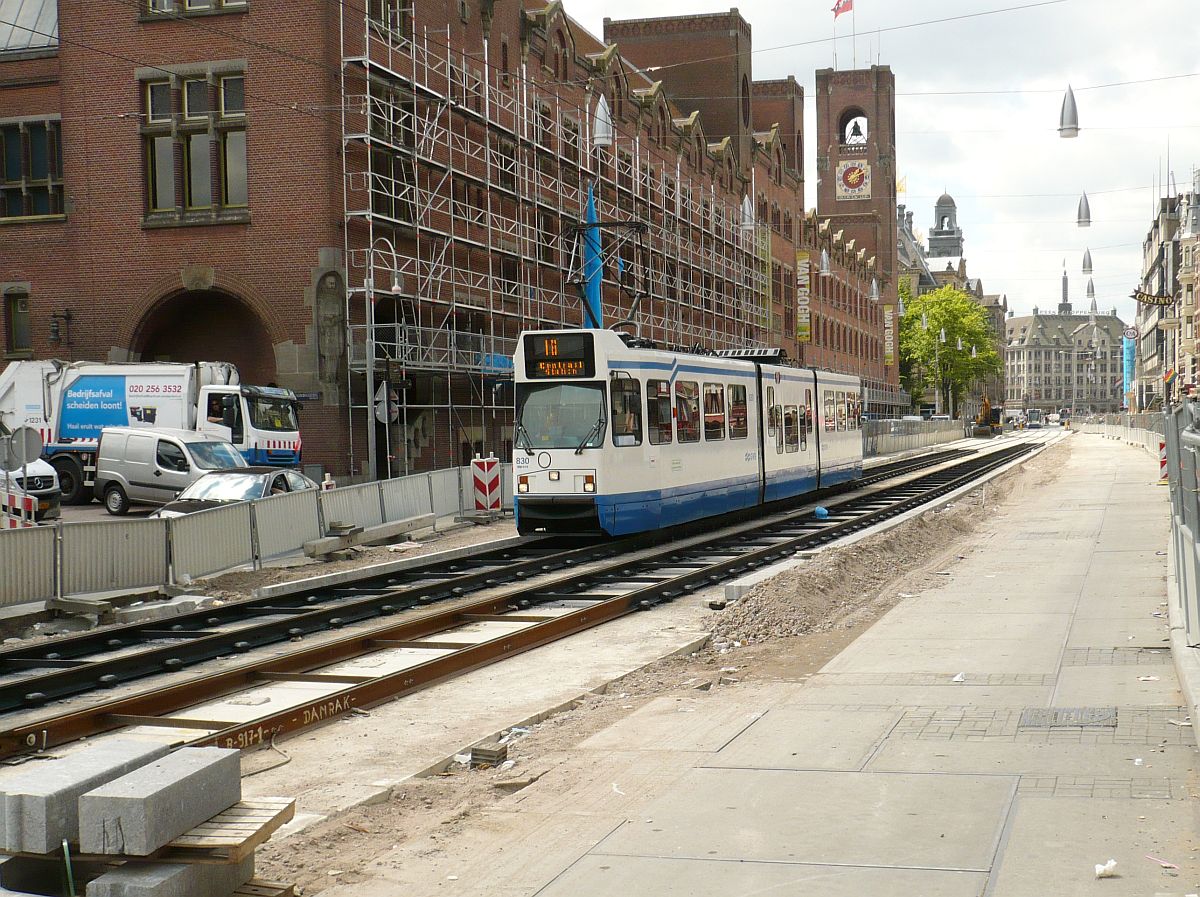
[516, 383, 606, 451]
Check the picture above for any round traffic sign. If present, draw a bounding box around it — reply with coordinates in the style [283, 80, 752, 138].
[4, 426, 43, 469]
[1123, 327, 1138, 340]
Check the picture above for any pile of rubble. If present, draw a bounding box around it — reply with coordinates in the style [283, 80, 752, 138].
[0, 740, 294, 897]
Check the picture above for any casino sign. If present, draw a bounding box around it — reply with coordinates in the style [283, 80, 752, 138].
[1131, 288, 1175, 307]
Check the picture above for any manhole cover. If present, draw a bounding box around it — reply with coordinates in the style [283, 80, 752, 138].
[1019, 707, 1117, 728]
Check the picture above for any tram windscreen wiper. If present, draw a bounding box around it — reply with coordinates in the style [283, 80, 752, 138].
[515, 423, 535, 456]
[575, 415, 605, 455]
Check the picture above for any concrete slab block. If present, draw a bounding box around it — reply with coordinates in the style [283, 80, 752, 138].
[821, 636, 1063, 675]
[80, 748, 241, 856]
[778, 681, 1056, 708]
[865, 612, 1072, 643]
[1073, 593, 1169, 620]
[579, 695, 764, 753]
[1065, 615, 1169, 647]
[1052, 666, 1183, 706]
[594, 768, 1013, 870]
[867, 739, 1197, 779]
[704, 707, 898, 771]
[538, 855, 989, 897]
[989, 797, 1199, 896]
[0, 738, 171, 854]
[0, 854, 112, 894]
[86, 856, 254, 897]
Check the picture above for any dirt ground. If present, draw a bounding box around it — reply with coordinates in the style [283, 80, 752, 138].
[256, 439, 1067, 895]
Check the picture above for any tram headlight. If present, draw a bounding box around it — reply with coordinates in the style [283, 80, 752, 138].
[583, 474, 595, 493]
[518, 475, 529, 493]
[548, 470, 560, 481]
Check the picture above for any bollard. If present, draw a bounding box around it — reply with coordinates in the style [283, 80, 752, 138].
[1159, 440, 1169, 485]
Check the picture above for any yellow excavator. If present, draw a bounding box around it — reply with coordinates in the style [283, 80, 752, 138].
[973, 396, 1002, 437]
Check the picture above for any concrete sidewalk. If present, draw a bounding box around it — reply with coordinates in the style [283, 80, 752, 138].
[325, 435, 1197, 897]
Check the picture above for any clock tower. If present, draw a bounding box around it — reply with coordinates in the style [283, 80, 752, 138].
[814, 66, 898, 304]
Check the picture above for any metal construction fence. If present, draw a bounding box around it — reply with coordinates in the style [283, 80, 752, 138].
[862, 419, 965, 456]
[0, 419, 968, 608]
[1081, 408, 1199, 644]
[0, 464, 514, 608]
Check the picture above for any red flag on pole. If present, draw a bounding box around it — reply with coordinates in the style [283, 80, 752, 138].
[832, 0, 853, 17]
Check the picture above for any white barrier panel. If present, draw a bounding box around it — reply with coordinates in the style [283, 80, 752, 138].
[501, 463, 514, 510]
[381, 475, 433, 522]
[61, 519, 168, 596]
[0, 525, 56, 607]
[320, 482, 384, 529]
[170, 503, 255, 581]
[255, 490, 322, 559]
[429, 468, 462, 518]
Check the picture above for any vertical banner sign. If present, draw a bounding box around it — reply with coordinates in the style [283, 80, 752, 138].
[756, 225, 773, 331]
[795, 250, 811, 343]
[883, 304, 895, 366]
[1122, 335, 1136, 405]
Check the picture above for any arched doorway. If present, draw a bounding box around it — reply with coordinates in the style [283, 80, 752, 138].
[136, 289, 274, 384]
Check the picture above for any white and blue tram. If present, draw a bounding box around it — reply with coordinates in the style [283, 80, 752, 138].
[513, 329, 864, 537]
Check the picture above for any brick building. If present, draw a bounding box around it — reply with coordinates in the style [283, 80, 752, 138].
[1, 0, 902, 481]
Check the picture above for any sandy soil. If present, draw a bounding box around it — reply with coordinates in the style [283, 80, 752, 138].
[256, 438, 1068, 895]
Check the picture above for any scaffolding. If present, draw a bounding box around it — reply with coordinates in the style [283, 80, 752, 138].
[340, 2, 773, 478]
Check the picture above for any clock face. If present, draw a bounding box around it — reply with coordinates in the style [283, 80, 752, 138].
[841, 165, 866, 189]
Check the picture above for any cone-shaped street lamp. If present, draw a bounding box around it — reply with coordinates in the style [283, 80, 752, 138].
[956, 336, 963, 351]
[921, 311, 929, 330]
[868, 277, 880, 301]
[939, 327, 946, 344]
[819, 248, 831, 277]
[1082, 247, 1093, 274]
[1086, 278, 1095, 299]
[1058, 85, 1080, 138]
[592, 94, 613, 148]
[971, 344, 978, 359]
[1077, 191, 1091, 228]
[898, 293, 905, 317]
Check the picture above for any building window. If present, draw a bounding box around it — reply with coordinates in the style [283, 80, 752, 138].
[219, 76, 244, 116]
[221, 131, 247, 206]
[149, 0, 247, 13]
[141, 69, 248, 223]
[185, 133, 212, 208]
[0, 120, 65, 220]
[4, 291, 31, 354]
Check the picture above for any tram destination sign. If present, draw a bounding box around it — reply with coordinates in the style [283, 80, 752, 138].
[524, 333, 595, 379]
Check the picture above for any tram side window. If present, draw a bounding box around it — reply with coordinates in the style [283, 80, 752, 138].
[775, 405, 784, 454]
[766, 386, 776, 436]
[803, 389, 813, 448]
[676, 380, 700, 443]
[783, 405, 799, 453]
[850, 395, 861, 430]
[729, 385, 748, 439]
[836, 391, 847, 431]
[610, 377, 643, 446]
[646, 379, 673, 445]
[824, 390, 835, 432]
[703, 383, 725, 441]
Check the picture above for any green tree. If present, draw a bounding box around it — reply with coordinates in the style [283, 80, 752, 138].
[898, 285, 1002, 416]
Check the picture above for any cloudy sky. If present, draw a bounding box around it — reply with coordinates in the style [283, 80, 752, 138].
[566, 0, 1200, 325]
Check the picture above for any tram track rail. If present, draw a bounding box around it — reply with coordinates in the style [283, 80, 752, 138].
[0, 448, 967, 718]
[0, 440, 1039, 759]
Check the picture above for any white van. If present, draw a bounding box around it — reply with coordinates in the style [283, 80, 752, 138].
[94, 428, 247, 515]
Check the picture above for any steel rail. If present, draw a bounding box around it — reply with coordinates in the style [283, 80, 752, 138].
[0, 448, 968, 713]
[0, 442, 1030, 758]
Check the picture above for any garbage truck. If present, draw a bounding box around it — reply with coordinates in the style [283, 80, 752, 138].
[0, 360, 301, 503]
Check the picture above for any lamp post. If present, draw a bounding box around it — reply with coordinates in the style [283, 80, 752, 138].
[920, 313, 946, 416]
[364, 236, 405, 481]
